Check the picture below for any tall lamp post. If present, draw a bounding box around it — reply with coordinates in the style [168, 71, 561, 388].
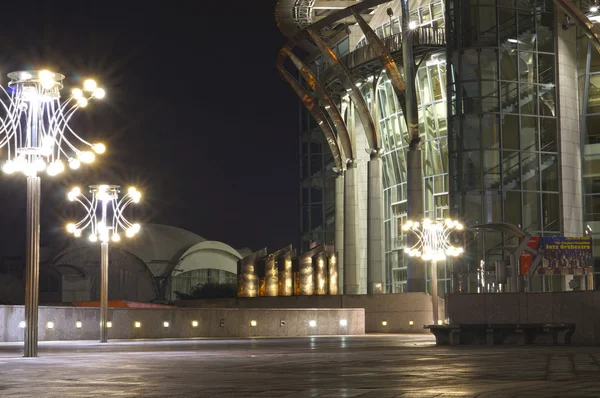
[0, 70, 105, 357]
[66, 184, 141, 343]
[403, 218, 464, 324]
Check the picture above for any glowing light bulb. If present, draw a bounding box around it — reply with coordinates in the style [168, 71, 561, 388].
[77, 97, 88, 107]
[128, 187, 137, 194]
[131, 223, 141, 233]
[92, 88, 105, 99]
[111, 233, 120, 242]
[66, 223, 76, 233]
[72, 88, 83, 99]
[409, 21, 417, 29]
[69, 158, 81, 169]
[126, 229, 135, 238]
[83, 79, 97, 92]
[34, 158, 46, 172]
[74, 229, 82, 238]
[2, 161, 14, 174]
[78, 151, 95, 163]
[592, 6, 599, 12]
[92, 143, 106, 154]
[89, 234, 97, 242]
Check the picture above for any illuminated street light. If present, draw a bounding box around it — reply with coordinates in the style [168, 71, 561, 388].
[0, 70, 105, 357]
[403, 218, 464, 324]
[66, 184, 141, 343]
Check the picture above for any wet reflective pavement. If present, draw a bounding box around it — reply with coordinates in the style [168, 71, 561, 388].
[1, 334, 600, 397]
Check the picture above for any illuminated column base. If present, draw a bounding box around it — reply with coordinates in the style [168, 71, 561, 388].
[335, 172, 344, 294]
[406, 150, 426, 293]
[24, 176, 40, 358]
[100, 242, 109, 343]
[367, 154, 384, 294]
[344, 165, 360, 295]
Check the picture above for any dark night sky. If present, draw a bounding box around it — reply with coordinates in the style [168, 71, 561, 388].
[0, 1, 299, 255]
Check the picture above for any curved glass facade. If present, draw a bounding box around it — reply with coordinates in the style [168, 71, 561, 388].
[448, 0, 559, 290]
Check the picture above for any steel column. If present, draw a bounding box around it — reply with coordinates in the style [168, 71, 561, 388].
[24, 176, 40, 357]
[100, 242, 109, 343]
[431, 260, 439, 324]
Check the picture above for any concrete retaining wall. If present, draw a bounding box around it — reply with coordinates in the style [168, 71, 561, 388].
[175, 292, 444, 333]
[447, 292, 600, 345]
[0, 306, 364, 342]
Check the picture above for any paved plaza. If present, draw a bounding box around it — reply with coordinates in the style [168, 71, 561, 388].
[1, 334, 600, 397]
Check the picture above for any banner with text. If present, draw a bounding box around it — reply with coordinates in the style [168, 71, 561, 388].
[536, 237, 593, 275]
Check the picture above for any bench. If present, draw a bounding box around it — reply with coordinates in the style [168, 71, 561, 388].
[424, 323, 575, 346]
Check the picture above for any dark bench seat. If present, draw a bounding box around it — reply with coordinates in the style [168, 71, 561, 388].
[424, 323, 575, 346]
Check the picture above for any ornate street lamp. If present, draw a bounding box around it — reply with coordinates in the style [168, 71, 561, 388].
[403, 218, 464, 324]
[0, 70, 105, 356]
[66, 184, 141, 343]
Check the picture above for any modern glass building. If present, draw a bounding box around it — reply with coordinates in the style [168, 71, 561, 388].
[276, 0, 596, 295]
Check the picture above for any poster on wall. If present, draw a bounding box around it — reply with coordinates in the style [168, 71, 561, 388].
[535, 237, 593, 275]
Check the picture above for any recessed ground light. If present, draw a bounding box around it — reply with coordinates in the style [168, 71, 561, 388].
[339, 319, 347, 326]
[191, 321, 198, 327]
[46, 322, 54, 329]
[134, 321, 141, 328]
[163, 321, 169, 328]
[250, 320, 257, 327]
[382, 321, 388, 326]
[309, 320, 317, 327]
[76, 321, 82, 328]
[19, 321, 26, 328]
[107, 321, 112, 328]
[409, 321, 414, 326]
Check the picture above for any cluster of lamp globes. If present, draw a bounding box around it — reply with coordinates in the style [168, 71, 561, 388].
[402, 218, 464, 261]
[1, 75, 106, 177]
[66, 186, 142, 243]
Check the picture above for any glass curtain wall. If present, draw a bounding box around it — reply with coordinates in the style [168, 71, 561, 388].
[577, 19, 600, 287]
[448, 0, 559, 292]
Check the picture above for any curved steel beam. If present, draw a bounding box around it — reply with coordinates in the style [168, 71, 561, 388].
[350, 8, 408, 121]
[553, 0, 600, 54]
[277, 65, 344, 170]
[307, 28, 380, 151]
[280, 47, 355, 162]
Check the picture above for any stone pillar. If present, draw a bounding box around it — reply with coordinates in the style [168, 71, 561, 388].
[367, 153, 384, 294]
[406, 149, 426, 292]
[335, 172, 345, 294]
[344, 164, 360, 294]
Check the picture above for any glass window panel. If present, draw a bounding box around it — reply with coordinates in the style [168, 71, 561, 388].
[586, 195, 600, 221]
[392, 19, 401, 34]
[523, 192, 540, 231]
[522, 152, 540, 191]
[502, 150, 520, 190]
[484, 191, 502, 223]
[588, 74, 600, 114]
[337, 38, 349, 57]
[540, 117, 557, 151]
[310, 204, 323, 229]
[541, 154, 559, 192]
[591, 45, 600, 74]
[517, 10, 535, 51]
[538, 54, 555, 85]
[539, 86, 555, 117]
[519, 52, 537, 83]
[481, 80, 498, 112]
[536, 12, 554, 53]
[521, 116, 538, 151]
[479, 6, 497, 46]
[500, 82, 518, 112]
[302, 205, 309, 232]
[500, 50, 519, 81]
[498, 7, 517, 43]
[504, 191, 522, 226]
[586, 114, 600, 145]
[502, 114, 519, 150]
[463, 151, 482, 190]
[432, 2, 443, 20]
[482, 114, 500, 149]
[465, 191, 483, 225]
[310, 155, 321, 174]
[483, 150, 501, 189]
[463, 81, 481, 113]
[583, 156, 600, 194]
[302, 156, 309, 178]
[462, 114, 481, 150]
[520, 84, 538, 115]
[431, 67, 443, 101]
[480, 49, 498, 79]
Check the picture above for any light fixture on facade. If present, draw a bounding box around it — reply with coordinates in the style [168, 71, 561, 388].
[382, 321, 388, 326]
[76, 321, 82, 329]
[191, 320, 199, 327]
[339, 319, 348, 327]
[107, 321, 112, 328]
[163, 321, 169, 328]
[19, 321, 26, 328]
[46, 322, 54, 329]
[408, 21, 417, 29]
[409, 321, 414, 326]
[309, 320, 317, 327]
[134, 322, 141, 328]
[250, 320, 257, 327]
